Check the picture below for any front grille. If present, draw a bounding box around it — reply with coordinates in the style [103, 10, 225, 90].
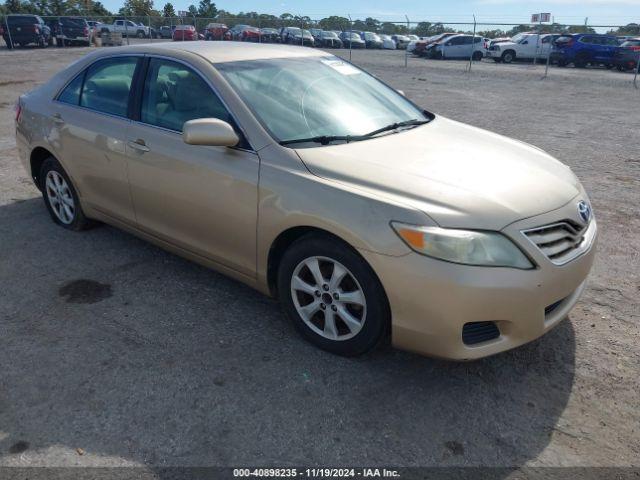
[522, 220, 588, 265]
[462, 322, 500, 346]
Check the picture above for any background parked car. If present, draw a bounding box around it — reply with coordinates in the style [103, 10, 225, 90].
[378, 34, 396, 50]
[158, 26, 174, 39]
[316, 30, 343, 48]
[2, 14, 51, 49]
[551, 33, 620, 68]
[259, 28, 280, 43]
[309, 28, 323, 43]
[486, 33, 559, 63]
[227, 24, 261, 42]
[49, 17, 90, 47]
[340, 31, 365, 48]
[391, 35, 410, 49]
[433, 34, 485, 60]
[203, 22, 227, 40]
[172, 24, 196, 41]
[613, 38, 640, 71]
[100, 19, 150, 38]
[360, 31, 383, 49]
[414, 33, 456, 56]
[280, 27, 314, 46]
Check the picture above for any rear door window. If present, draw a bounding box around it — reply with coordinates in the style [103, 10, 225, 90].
[58, 72, 84, 105]
[80, 57, 139, 117]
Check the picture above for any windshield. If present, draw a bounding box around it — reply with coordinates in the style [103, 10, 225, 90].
[216, 56, 429, 145]
[510, 33, 527, 43]
[323, 32, 338, 38]
[364, 32, 378, 40]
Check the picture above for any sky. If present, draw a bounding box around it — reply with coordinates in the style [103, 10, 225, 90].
[104, 0, 640, 27]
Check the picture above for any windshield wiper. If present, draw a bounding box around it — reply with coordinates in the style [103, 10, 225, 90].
[361, 118, 430, 138]
[279, 135, 357, 146]
[279, 118, 430, 147]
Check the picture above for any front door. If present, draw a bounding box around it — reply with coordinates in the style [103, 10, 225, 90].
[125, 57, 259, 277]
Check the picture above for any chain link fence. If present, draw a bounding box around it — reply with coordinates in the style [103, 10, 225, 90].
[2, 13, 638, 87]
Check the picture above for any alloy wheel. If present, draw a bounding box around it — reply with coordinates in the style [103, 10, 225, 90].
[45, 170, 75, 224]
[290, 256, 367, 341]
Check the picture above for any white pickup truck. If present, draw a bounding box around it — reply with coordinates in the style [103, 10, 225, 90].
[485, 33, 558, 63]
[100, 19, 151, 38]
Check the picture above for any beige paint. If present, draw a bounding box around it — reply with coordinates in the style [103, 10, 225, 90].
[15, 42, 597, 359]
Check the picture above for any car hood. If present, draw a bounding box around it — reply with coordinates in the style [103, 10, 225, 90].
[294, 116, 580, 230]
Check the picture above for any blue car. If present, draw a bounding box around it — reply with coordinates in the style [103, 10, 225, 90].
[551, 33, 620, 68]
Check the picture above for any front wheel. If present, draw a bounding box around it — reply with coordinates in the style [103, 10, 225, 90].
[501, 50, 515, 63]
[137, 31, 145, 38]
[40, 157, 95, 231]
[277, 235, 389, 356]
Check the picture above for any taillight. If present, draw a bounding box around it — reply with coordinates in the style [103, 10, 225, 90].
[33, 24, 40, 33]
[629, 46, 640, 51]
[14, 100, 22, 122]
[84, 26, 89, 36]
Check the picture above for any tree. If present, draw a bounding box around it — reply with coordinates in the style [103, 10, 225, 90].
[162, 1, 174, 17]
[120, 0, 154, 16]
[197, 0, 216, 18]
[3, 0, 25, 13]
[318, 15, 350, 31]
[187, 3, 197, 17]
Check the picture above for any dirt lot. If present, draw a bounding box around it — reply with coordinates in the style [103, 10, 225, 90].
[0, 43, 638, 473]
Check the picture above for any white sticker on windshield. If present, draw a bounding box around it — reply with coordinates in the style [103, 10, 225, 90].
[322, 59, 361, 76]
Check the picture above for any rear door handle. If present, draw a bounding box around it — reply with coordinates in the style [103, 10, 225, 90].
[128, 139, 150, 153]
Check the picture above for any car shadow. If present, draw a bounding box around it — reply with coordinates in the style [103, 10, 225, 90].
[0, 198, 576, 471]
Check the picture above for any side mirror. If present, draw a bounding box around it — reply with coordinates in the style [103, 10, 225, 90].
[183, 118, 239, 147]
[522, 40, 528, 44]
[397, 89, 405, 96]
[445, 42, 451, 46]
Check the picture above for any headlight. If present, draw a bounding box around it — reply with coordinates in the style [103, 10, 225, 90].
[391, 223, 533, 269]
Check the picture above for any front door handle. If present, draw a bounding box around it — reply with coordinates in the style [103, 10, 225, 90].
[128, 139, 149, 153]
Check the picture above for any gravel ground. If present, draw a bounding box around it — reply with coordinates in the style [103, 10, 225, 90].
[0, 44, 638, 473]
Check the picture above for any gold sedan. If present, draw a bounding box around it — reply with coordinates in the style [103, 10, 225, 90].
[15, 42, 597, 360]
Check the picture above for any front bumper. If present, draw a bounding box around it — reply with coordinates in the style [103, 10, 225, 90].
[359, 201, 598, 360]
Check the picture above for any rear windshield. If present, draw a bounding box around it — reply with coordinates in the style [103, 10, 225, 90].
[60, 18, 87, 27]
[555, 36, 573, 44]
[8, 16, 39, 25]
[621, 40, 640, 47]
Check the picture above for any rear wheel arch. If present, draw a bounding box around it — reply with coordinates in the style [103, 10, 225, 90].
[30, 146, 55, 189]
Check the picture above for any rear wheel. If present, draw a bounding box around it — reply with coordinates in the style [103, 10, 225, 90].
[472, 50, 483, 61]
[277, 234, 389, 356]
[39, 157, 95, 231]
[574, 53, 590, 68]
[137, 30, 145, 38]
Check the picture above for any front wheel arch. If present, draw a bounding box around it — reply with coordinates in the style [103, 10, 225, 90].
[266, 226, 387, 303]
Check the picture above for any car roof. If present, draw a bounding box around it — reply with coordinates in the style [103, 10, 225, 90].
[99, 41, 328, 63]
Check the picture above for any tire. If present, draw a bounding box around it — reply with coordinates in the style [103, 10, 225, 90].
[472, 50, 483, 61]
[38, 36, 45, 48]
[574, 53, 589, 68]
[557, 59, 568, 67]
[277, 234, 389, 356]
[501, 50, 515, 63]
[137, 30, 145, 38]
[493, 58, 501, 63]
[39, 157, 95, 231]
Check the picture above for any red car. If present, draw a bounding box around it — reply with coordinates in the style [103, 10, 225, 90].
[204, 22, 228, 40]
[172, 25, 196, 41]
[227, 24, 261, 42]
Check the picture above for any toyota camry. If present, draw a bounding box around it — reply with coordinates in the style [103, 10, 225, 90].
[15, 42, 597, 360]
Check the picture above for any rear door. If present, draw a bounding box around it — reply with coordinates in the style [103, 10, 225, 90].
[51, 55, 141, 224]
